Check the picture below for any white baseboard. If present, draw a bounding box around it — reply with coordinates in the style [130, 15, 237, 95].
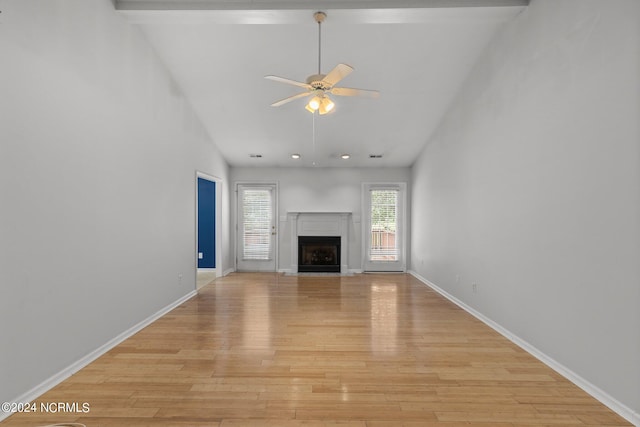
[278, 269, 292, 274]
[197, 268, 216, 273]
[348, 269, 364, 274]
[0, 290, 197, 423]
[222, 268, 235, 276]
[408, 270, 640, 427]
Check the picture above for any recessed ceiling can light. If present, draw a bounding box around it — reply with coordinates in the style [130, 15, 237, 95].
[291, 153, 301, 159]
[340, 154, 350, 159]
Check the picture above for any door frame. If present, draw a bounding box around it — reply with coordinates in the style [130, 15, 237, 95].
[361, 182, 407, 272]
[234, 181, 279, 272]
[196, 171, 223, 285]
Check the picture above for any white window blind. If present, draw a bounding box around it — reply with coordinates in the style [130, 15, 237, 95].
[242, 188, 272, 260]
[370, 189, 398, 261]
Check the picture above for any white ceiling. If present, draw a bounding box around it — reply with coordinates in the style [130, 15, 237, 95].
[118, 1, 528, 168]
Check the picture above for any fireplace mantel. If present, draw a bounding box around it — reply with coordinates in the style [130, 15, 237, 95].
[288, 212, 351, 274]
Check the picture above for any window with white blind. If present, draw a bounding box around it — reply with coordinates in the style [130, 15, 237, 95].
[369, 189, 399, 261]
[241, 188, 273, 260]
[363, 182, 406, 272]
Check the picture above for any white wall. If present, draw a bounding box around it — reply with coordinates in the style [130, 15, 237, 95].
[0, 0, 230, 404]
[411, 0, 639, 420]
[231, 167, 410, 271]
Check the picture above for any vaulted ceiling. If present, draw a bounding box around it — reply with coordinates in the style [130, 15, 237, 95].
[118, 0, 528, 167]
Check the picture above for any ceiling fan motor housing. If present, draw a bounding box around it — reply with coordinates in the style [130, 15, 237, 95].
[306, 74, 330, 90]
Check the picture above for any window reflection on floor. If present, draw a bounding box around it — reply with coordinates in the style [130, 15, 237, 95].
[243, 285, 272, 350]
[370, 282, 398, 354]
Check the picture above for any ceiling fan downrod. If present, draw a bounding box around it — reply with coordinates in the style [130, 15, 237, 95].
[314, 11, 326, 76]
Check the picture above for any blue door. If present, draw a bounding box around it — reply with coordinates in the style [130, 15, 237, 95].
[198, 177, 216, 268]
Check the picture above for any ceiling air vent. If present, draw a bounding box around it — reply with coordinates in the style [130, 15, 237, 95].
[249, 154, 263, 158]
[369, 154, 383, 159]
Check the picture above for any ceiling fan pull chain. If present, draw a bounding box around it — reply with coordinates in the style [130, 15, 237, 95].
[312, 109, 316, 166]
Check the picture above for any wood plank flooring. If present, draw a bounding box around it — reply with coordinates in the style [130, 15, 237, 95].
[1, 273, 631, 426]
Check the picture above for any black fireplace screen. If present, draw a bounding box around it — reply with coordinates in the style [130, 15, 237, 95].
[298, 236, 341, 273]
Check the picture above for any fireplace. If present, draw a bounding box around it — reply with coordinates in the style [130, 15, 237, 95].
[298, 236, 341, 273]
[288, 212, 350, 275]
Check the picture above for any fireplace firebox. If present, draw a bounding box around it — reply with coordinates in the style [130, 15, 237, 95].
[298, 236, 341, 273]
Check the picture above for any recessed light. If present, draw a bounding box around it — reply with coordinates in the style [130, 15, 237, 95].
[340, 154, 350, 160]
[291, 153, 301, 159]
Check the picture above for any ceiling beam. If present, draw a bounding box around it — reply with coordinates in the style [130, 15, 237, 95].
[118, 2, 528, 25]
[116, 0, 529, 12]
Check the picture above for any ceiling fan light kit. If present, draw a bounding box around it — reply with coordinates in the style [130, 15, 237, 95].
[321, 96, 335, 113]
[305, 94, 335, 115]
[265, 11, 379, 115]
[305, 95, 321, 113]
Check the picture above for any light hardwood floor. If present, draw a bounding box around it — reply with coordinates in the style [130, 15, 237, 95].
[1, 273, 631, 426]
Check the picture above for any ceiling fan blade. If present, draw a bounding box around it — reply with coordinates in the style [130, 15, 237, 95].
[270, 91, 310, 107]
[265, 75, 311, 89]
[321, 63, 354, 87]
[330, 87, 380, 98]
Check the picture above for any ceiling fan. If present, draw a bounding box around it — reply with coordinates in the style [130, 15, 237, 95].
[265, 11, 380, 115]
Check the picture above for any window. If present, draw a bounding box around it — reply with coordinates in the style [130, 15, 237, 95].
[370, 189, 399, 261]
[363, 182, 406, 272]
[241, 188, 273, 260]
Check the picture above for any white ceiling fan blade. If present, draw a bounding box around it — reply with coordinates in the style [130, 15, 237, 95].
[270, 91, 310, 107]
[265, 75, 311, 89]
[330, 87, 380, 98]
[321, 63, 354, 87]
